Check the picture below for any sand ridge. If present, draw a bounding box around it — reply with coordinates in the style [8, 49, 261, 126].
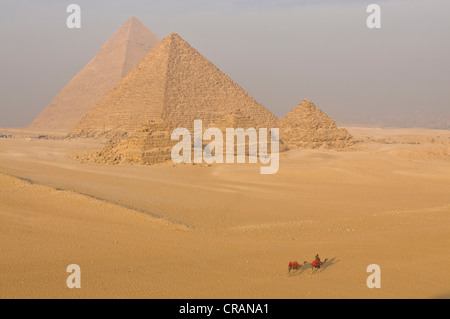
[2, 15, 448, 298]
[0, 128, 449, 298]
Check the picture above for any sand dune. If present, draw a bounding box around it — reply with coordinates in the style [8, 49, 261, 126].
[0, 127, 449, 298]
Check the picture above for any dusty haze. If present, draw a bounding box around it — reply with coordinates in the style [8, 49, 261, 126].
[1, 0, 449, 128]
[0, 1, 449, 300]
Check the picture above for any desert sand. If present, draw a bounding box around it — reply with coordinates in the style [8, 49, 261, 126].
[0, 127, 449, 298]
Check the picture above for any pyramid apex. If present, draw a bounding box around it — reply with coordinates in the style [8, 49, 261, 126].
[105, 17, 160, 56]
[29, 16, 160, 133]
[164, 33, 184, 42]
[281, 99, 323, 121]
[298, 99, 318, 109]
[114, 16, 158, 40]
[125, 16, 147, 28]
[120, 16, 138, 28]
[156, 33, 190, 50]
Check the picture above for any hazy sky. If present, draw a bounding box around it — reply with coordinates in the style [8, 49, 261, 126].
[1, 0, 449, 128]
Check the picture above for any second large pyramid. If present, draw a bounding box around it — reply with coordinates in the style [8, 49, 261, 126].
[29, 17, 160, 133]
[71, 33, 279, 138]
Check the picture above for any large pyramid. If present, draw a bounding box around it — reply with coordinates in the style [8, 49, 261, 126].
[70, 33, 279, 138]
[28, 17, 160, 133]
[281, 99, 354, 149]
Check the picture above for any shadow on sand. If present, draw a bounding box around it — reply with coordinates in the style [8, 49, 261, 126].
[288, 257, 339, 276]
[288, 262, 309, 277]
[318, 257, 339, 272]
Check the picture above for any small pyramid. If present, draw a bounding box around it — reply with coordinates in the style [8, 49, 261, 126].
[83, 120, 175, 165]
[280, 99, 354, 149]
[71, 33, 279, 138]
[29, 17, 160, 133]
[84, 109, 285, 165]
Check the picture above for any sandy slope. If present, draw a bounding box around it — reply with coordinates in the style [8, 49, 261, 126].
[0, 127, 449, 298]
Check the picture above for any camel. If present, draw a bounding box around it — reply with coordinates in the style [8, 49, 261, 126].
[311, 254, 328, 271]
[288, 261, 308, 273]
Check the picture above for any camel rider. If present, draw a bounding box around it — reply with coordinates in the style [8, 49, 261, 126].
[312, 254, 324, 268]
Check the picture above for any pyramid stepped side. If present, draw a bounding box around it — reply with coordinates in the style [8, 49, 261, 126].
[71, 33, 280, 139]
[280, 99, 354, 149]
[80, 120, 175, 165]
[29, 17, 160, 133]
[209, 110, 286, 155]
[71, 38, 172, 138]
[161, 34, 279, 131]
[83, 110, 283, 167]
[209, 111, 259, 157]
[211, 111, 259, 130]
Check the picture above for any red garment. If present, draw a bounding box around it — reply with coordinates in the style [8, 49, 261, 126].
[312, 260, 323, 267]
